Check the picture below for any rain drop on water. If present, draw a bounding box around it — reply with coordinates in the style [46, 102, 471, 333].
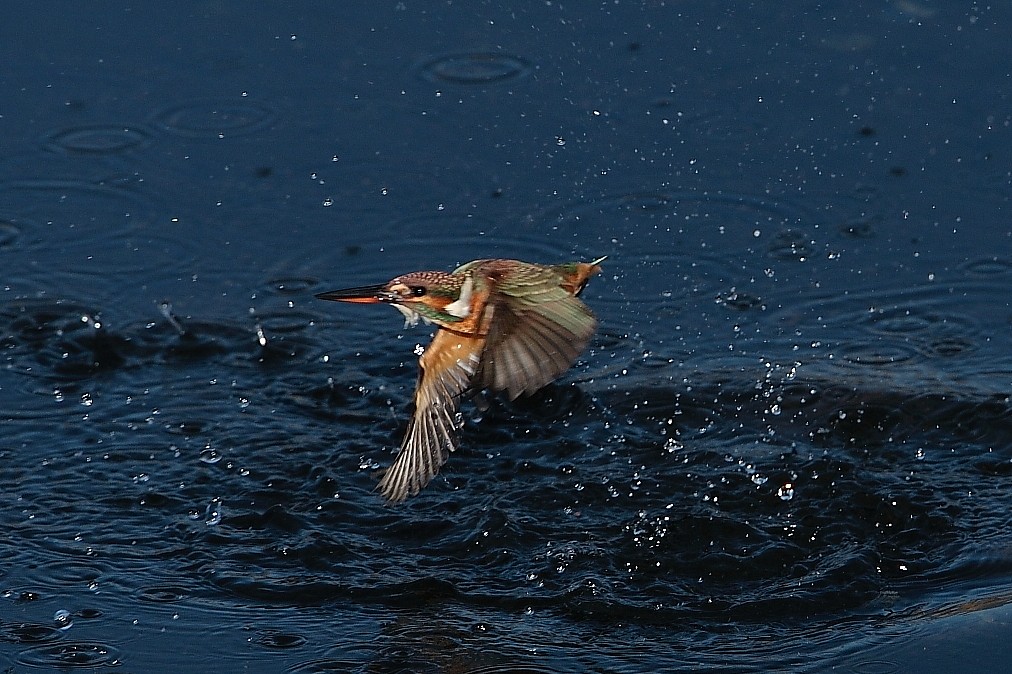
[53, 609, 73, 630]
[199, 445, 222, 464]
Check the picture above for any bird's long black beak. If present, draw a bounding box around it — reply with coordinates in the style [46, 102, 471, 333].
[315, 284, 390, 304]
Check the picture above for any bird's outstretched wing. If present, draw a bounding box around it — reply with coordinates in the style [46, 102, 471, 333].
[474, 263, 597, 399]
[377, 328, 485, 502]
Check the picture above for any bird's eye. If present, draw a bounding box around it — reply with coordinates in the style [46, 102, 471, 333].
[409, 286, 427, 297]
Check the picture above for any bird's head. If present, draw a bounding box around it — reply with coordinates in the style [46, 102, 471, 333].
[315, 270, 472, 328]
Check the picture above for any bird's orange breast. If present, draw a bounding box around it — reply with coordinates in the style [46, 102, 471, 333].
[436, 283, 493, 337]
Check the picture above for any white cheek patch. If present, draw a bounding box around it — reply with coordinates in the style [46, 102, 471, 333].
[444, 276, 472, 319]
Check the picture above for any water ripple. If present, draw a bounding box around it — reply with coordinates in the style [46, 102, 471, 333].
[0, 179, 160, 241]
[24, 560, 107, 592]
[839, 341, 920, 366]
[135, 586, 190, 603]
[17, 642, 121, 669]
[151, 98, 276, 138]
[963, 256, 1012, 277]
[418, 52, 531, 85]
[0, 622, 64, 644]
[250, 628, 308, 650]
[42, 125, 152, 155]
[532, 188, 811, 332]
[0, 179, 196, 297]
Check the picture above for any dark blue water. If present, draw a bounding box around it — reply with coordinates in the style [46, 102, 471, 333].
[2, 2, 1010, 672]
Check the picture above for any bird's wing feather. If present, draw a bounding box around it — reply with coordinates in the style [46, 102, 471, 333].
[475, 264, 597, 399]
[377, 328, 484, 502]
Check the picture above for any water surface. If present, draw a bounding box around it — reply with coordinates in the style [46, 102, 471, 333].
[2, 2, 1010, 672]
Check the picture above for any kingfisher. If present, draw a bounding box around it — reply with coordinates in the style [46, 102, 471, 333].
[316, 256, 605, 502]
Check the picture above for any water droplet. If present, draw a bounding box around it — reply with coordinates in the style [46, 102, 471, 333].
[199, 446, 222, 464]
[53, 610, 73, 630]
[157, 301, 187, 335]
[204, 498, 223, 526]
[777, 483, 795, 501]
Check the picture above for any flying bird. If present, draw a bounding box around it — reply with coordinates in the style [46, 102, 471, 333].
[316, 256, 605, 502]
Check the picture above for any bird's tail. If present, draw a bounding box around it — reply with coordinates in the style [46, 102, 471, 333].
[554, 256, 606, 296]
